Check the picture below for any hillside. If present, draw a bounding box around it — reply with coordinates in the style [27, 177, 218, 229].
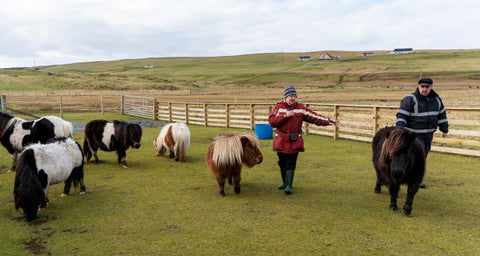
[1, 49, 480, 107]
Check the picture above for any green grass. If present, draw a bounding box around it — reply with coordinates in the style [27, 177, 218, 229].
[1, 113, 479, 255]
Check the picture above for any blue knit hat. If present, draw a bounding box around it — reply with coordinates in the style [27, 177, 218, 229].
[284, 85, 297, 98]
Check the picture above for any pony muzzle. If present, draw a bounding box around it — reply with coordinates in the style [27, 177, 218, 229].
[392, 170, 404, 180]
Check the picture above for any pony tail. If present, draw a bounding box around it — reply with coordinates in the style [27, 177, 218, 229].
[177, 126, 191, 162]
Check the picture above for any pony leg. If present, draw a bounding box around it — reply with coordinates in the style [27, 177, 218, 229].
[403, 184, 420, 215]
[388, 184, 400, 211]
[62, 179, 73, 197]
[233, 176, 241, 194]
[117, 150, 127, 168]
[216, 176, 226, 197]
[8, 152, 17, 172]
[374, 178, 382, 193]
[79, 178, 86, 194]
[92, 150, 100, 163]
[40, 186, 49, 209]
[169, 150, 175, 159]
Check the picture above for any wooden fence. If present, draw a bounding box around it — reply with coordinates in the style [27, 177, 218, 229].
[122, 95, 480, 157]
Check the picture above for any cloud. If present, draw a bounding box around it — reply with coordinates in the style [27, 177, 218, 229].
[1, 0, 479, 68]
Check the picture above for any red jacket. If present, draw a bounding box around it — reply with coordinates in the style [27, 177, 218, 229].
[268, 101, 331, 153]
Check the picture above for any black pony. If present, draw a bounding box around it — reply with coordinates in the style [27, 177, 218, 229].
[0, 112, 73, 171]
[372, 126, 426, 215]
[14, 137, 85, 221]
[83, 120, 142, 168]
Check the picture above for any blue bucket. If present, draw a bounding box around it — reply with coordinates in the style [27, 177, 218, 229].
[255, 124, 273, 140]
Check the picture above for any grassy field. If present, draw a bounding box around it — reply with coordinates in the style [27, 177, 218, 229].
[0, 111, 479, 255]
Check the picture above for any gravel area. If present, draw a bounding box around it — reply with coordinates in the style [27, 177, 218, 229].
[71, 120, 167, 132]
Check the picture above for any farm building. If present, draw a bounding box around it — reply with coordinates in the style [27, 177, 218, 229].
[390, 48, 413, 54]
[362, 52, 375, 56]
[298, 56, 312, 61]
[318, 52, 334, 60]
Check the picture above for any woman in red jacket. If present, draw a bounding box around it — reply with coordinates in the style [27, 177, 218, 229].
[268, 85, 338, 194]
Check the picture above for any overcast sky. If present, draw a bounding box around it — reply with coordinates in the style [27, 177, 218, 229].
[1, 0, 479, 68]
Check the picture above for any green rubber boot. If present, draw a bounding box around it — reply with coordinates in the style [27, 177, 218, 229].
[278, 169, 287, 189]
[284, 170, 295, 195]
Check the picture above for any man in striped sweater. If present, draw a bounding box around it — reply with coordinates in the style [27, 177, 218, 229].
[396, 77, 449, 188]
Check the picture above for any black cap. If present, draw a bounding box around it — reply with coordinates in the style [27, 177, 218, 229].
[418, 77, 433, 86]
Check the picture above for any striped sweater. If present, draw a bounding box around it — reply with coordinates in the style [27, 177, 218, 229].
[396, 88, 449, 134]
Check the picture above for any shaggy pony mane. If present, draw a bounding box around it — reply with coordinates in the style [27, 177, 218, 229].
[211, 132, 260, 167]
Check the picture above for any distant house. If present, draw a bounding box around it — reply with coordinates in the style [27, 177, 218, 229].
[144, 65, 158, 68]
[362, 52, 375, 56]
[390, 48, 413, 54]
[298, 56, 311, 61]
[318, 52, 334, 60]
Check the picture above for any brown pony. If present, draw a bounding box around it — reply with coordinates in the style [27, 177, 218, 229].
[206, 132, 263, 197]
[372, 126, 425, 215]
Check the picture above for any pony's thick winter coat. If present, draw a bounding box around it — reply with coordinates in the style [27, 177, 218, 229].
[372, 126, 425, 215]
[0, 113, 73, 171]
[154, 122, 190, 162]
[206, 132, 263, 197]
[14, 137, 85, 221]
[83, 119, 142, 168]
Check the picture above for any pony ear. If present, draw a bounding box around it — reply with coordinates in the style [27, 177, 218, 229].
[240, 136, 251, 147]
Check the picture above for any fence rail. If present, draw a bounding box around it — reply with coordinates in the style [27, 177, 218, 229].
[122, 95, 480, 157]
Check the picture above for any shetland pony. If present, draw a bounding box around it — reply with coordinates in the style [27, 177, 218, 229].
[14, 137, 85, 221]
[154, 122, 190, 162]
[206, 132, 263, 197]
[83, 119, 142, 168]
[372, 126, 426, 215]
[0, 112, 73, 172]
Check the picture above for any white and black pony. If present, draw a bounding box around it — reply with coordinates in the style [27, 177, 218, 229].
[0, 112, 73, 172]
[83, 119, 142, 168]
[14, 137, 85, 221]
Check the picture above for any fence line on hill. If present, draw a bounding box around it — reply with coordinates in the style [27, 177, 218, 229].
[133, 95, 480, 157]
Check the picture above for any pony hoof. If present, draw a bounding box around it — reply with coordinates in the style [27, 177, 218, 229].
[122, 164, 128, 168]
[219, 194, 226, 198]
[61, 193, 68, 197]
[390, 206, 398, 211]
[79, 191, 86, 195]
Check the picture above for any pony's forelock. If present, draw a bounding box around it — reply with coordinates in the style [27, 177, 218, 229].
[379, 129, 407, 166]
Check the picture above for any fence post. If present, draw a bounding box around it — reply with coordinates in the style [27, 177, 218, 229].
[168, 102, 172, 122]
[204, 104, 208, 127]
[226, 104, 230, 128]
[0, 95, 6, 112]
[333, 105, 339, 140]
[185, 103, 189, 124]
[250, 104, 254, 130]
[153, 98, 157, 120]
[303, 103, 309, 135]
[373, 106, 378, 135]
[122, 95, 125, 114]
[59, 96, 63, 118]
